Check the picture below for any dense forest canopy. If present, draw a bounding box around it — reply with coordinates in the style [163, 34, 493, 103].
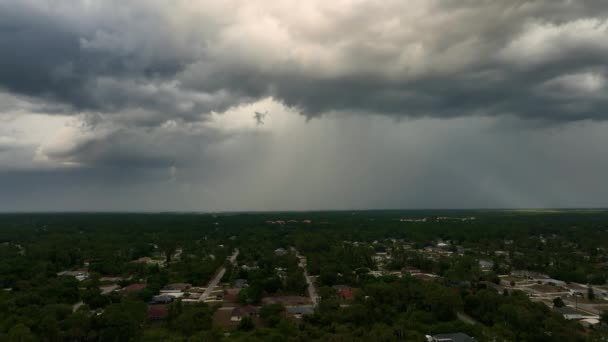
[0, 210, 607, 341]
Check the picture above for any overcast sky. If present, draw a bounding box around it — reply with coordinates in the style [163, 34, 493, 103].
[1, 0, 608, 211]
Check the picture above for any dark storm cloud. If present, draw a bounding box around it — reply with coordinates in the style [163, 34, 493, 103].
[3, 114, 608, 212]
[0, 1, 248, 123]
[1, 0, 608, 124]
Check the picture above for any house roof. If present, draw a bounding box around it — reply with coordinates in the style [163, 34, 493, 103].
[235, 279, 248, 287]
[581, 318, 600, 325]
[286, 305, 314, 315]
[162, 283, 191, 291]
[231, 306, 259, 317]
[131, 257, 152, 263]
[151, 294, 173, 303]
[337, 289, 354, 299]
[122, 283, 146, 293]
[414, 273, 439, 280]
[148, 305, 169, 320]
[403, 266, 421, 273]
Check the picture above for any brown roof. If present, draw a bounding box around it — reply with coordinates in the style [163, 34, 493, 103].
[131, 257, 152, 263]
[262, 296, 310, 306]
[122, 283, 146, 294]
[163, 283, 191, 291]
[148, 305, 169, 320]
[338, 289, 354, 300]
[231, 305, 260, 317]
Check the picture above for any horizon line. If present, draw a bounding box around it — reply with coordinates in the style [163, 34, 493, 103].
[0, 208, 607, 215]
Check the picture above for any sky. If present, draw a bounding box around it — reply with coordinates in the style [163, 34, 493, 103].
[1, 0, 608, 211]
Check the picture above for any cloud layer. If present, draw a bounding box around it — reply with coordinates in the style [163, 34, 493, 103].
[1, 1, 608, 210]
[2, 0, 608, 123]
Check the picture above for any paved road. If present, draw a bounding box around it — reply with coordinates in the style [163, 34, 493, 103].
[72, 301, 84, 312]
[200, 249, 239, 302]
[294, 249, 318, 307]
[457, 311, 477, 325]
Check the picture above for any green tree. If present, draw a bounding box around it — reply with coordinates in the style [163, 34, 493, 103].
[8, 324, 36, 342]
[99, 300, 146, 342]
[82, 288, 110, 309]
[171, 303, 213, 336]
[601, 310, 608, 324]
[238, 316, 254, 331]
[587, 286, 595, 300]
[39, 316, 61, 342]
[260, 304, 285, 327]
[553, 297, 565, 308]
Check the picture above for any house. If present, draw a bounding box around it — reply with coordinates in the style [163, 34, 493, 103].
[122, 283, 146, 295]
[131, 257, 165, 267]
[131, 257, 153, 264]
[333, 285, 354, 300]
[427, 332, 475, 342]
[151, 294, 174, 304]
[337, 288, 354, 300]
[57, 270, 89, 281]
[161, 283, 191, 292]
[369, 270, 384, 277]
[580, 318, 600, 328]
[234, 279, 249, 289]
[148, 305, 169, 320]
[402, 266, 421, 275]
[286, 305, 314, 319]
[437, 242, 450, 248]
[479, 260, 494, 271]
[554, 306, 584, 320]
[413, 273, 439, 281]
[262, 296, 310, 306]
[274, 248, 288, 256]
[100, 284, 120, 295]
[230, 306, 260, 322]
[99, 276, 125, 283]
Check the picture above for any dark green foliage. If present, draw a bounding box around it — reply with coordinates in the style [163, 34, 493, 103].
[0, 211, 606, 341]
[237, 316, 254, 331]
[169, 303, 214, 336]
[588, 286, 595, 300]
[260, 304, 285, 327]
[98, 300, 147, 341]
[553, 297, 565, 308]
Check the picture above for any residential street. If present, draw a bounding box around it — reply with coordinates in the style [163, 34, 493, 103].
[294, 248, 318, 307]
[200, 249, 239, 302]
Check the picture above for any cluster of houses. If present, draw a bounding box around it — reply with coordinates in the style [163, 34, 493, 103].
[153, 283, 207, 303]
[130, 256, 166, 268]
[147, 283, 213, 320]
[398, 216, 476, 223]
[500, 271, 607, 327]
[57, 270, 90, 282]
[426, 333, 475, 342]
[436, 216, 476, 222]
[266, 219, 312, 225]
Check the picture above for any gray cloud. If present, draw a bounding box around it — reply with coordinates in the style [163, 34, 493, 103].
[1, 0, 608, 124]
[2, 114, 608, 212]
